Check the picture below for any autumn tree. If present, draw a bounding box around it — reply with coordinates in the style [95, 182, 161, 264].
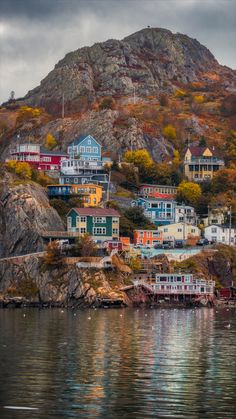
[43, 241, 64, 268]
[6, 160, 32, 180]
[45, 133, 57, 150]
[124, 149, 153, 181]
[74, 234, 98, 257]
[177, 181, 202, 207]
[163, 124, 177, 140]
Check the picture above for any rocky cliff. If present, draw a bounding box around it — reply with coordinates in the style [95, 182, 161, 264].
[0, 255, 130, 307]
[25, 28, 234, 115]
[0, 169, 64, 257]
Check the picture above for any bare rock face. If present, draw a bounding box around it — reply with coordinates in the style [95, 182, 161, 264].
[0, 256, 128, 307]
[0, 171, 64, 257]
[24, 28, 231, 115]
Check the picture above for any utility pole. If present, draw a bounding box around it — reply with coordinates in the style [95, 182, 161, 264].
[62, 92, 65, 119]
[106, 170, 111, 203]
[228, 205, 232, 245]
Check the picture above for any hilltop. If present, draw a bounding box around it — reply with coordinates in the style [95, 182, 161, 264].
[0, 27, 235, 162]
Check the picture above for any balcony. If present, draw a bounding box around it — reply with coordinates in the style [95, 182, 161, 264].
[185, 157, 224, 165]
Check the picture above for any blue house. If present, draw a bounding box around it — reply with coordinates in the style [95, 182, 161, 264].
[67, 135, 101, 161]
[132, 197, 176, 226]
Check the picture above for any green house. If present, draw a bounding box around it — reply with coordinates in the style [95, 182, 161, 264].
[67, 208, 120, 242]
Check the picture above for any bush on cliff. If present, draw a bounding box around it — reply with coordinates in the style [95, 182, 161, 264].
[43, 241, 65, 268]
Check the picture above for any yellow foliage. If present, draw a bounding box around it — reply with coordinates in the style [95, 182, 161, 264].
[193, 95, 204, 104]
[6, 160, 32, 179]
[129, 257, 141, 273]
[163, 124, 177, 140]
[172, 149, 181, 167]
[45, 133, 57, 150]
[16, 106, 43, 124]
[124, 149, 153, 168]
[174, 89, 187, 98]
[177, 181, 202, 206]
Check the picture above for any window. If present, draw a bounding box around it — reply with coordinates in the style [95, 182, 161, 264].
[80, 228, 86, 234]
[164, 228, 168, 232]
[88, 140, 91, 145]
[93, 227, 106, 235]
[94, 217, 106, 223]
[177, 228, 182, 232]
[93, 147, 98, 153]
[191, 229, 195, 233]
[211, 227, 217, 233]
[112, 218, 119, 224]
[112, 228, 118, 235]
[80, 146, 85, 153]
[67, 217, 72, 228]
[42, 157, 51, 162]
[86, 147, 91, 153]
[80, 216, 86, 223]
[74, 178, 78, 184]
[76, 216, 80, 226]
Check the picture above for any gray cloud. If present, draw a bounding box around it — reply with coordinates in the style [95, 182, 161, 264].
[0, 0, 236, 103]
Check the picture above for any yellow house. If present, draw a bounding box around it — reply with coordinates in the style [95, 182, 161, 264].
[158, 223, 200, 244]
[184, 146, 224, 182]
[48, 183, 103, 207]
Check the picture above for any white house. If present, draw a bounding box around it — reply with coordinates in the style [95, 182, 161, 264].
[204, 224, 236, 245]
[175, 204, 197, 225]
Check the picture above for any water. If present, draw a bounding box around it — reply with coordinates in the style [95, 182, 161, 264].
[0, 308, 236, 418]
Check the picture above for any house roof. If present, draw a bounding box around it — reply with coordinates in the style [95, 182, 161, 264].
[69, 208, 120, 217]
[187, 145, 220, 158]
[68, 134, 100, 147]
[205, 224, 236, 229]
[139, 184, 177, 189]
[40, 147, 68, 156]
[135, 197, 176, 203]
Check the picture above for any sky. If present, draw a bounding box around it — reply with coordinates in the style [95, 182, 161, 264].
[0, 0, 236, 103]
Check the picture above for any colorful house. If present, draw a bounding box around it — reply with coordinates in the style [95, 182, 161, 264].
[59, 173, 110, 191]
[184, 145, 224, 182]
[48, 183, 103, 206]
[158, 223, 200, 244]
[67, 208, 120, 242]
[67, 135, 101, 160]
[9, 143, 68, 171]
[138, 184, 177, 198]
[134, 273, 215, 297]
[134, 230, 163, 246]
[131, 197, 176, 226]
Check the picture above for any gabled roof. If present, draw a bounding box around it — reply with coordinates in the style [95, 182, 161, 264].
[68, 135, 101, 147]
[187, 145, 219, 158]
[135, 197, 176, 203]
[68, 207, 120, 217]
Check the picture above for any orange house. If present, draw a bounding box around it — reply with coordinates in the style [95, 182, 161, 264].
[134, 230, 163, 246]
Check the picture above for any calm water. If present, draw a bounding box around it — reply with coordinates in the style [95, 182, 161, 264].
[0, 308, 236, 419]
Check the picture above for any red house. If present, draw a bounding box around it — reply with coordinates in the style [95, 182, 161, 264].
[9, 144, 68, 172]
[138, 184, 177, 199]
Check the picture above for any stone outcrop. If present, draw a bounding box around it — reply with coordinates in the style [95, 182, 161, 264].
[0, 170, 64, 257]
[0, 255, 130, 307]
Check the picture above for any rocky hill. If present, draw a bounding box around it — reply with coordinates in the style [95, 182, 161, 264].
[24, 28, 235, 115]
[0, 27, 235, 162]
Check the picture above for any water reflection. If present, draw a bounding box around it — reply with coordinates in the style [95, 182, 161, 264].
[0, 308, 236, 418]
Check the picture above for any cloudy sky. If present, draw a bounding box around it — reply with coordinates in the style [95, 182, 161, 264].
[0, 0, 235, 103]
